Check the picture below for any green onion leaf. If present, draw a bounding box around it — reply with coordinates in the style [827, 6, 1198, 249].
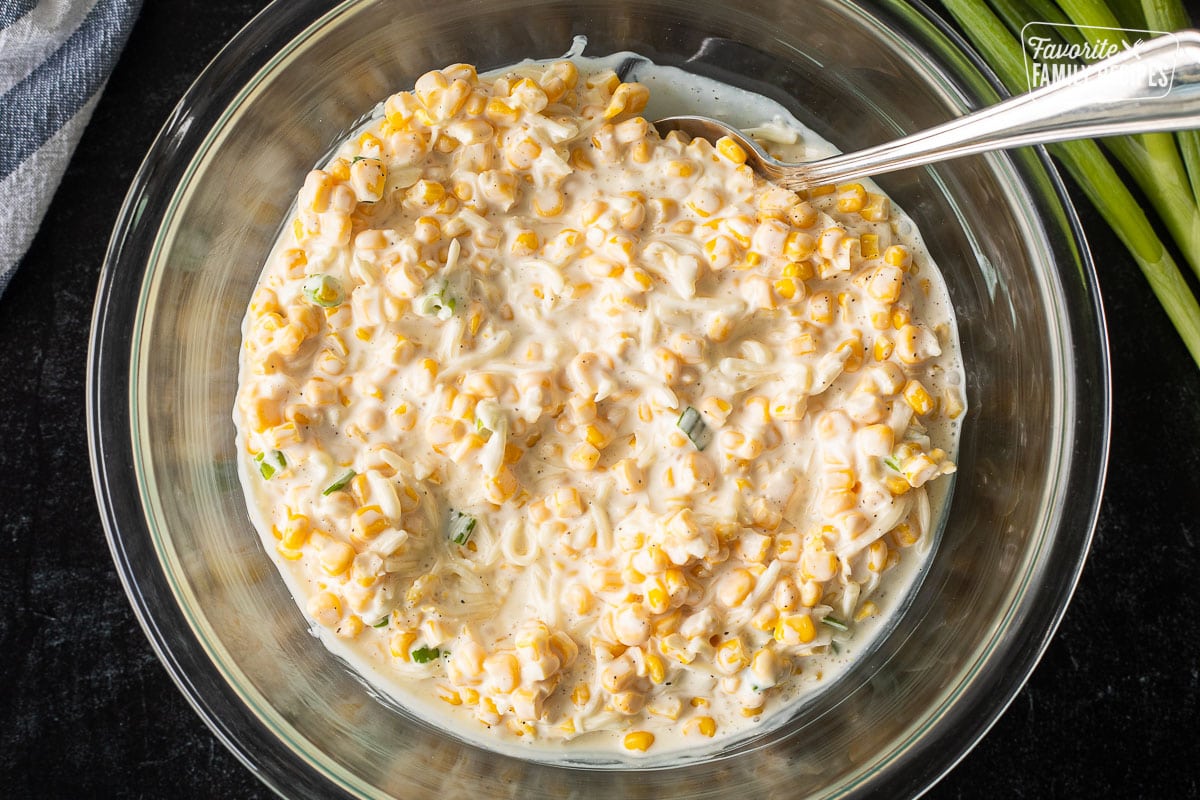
[1140, 0, 1200, 205]
[350, 155, 366, 164]
[372, 616, 390, 628]
[323, 469, 356, 496]
[822, 615, 849, 632]
[941, 0, 1200, 369]
[883, 456, 901, 472]
[448, 510, 477, 545]
[254, 450, 286, 480]
[1048, 3, 1200, 281]
[411, 646, 440, 664]
[302, 274, 344, 308]
[677, 406, 712, 450]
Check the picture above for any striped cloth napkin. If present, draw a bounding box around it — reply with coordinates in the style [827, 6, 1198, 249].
[0, 0, 141, 294]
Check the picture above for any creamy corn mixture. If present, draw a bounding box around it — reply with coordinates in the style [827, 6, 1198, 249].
[235, 57, 963, 759]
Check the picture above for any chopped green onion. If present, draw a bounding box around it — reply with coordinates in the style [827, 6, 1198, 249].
[822, 615, 849, 632]
[677, 406, 712, 450]
[830, 640, 841, 655]
[372, 616, 390, 628]
[323, 469, 356, 496]
[417, 282, 456, 320]
[411, 646, 440, 664]
[883, 456, 901, 472]
[350, 155, 366, 164]
[302, 274, 344, 308]
[448, 510, 477, 545]
[415, 294, 438, 315]
[254, 450, 286, 480]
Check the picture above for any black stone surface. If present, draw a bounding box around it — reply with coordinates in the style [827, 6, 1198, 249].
[1, 1, 1197, 797]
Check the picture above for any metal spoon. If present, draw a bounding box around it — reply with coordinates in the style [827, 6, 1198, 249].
[654, 30, 1200, 190]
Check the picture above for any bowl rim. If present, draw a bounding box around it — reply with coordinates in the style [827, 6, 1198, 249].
[87, 0, 1111, 796]
[902, 0, 1111, 787]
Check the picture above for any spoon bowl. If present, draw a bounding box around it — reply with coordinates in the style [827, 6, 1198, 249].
[652, 115, 802, 187]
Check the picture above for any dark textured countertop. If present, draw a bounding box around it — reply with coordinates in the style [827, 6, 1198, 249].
[2, 1, 1198, 797]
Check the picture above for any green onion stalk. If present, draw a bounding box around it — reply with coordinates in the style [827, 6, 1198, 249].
[940, 0, 1200, 369]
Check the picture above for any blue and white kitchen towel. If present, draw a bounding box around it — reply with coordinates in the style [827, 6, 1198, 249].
[0, 0, 141, 295]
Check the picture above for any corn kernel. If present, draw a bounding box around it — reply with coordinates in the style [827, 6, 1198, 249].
[884, 244, 911, 270]
[533, 188, 564, 218]
[799, 579, 822, 607]
[789, 333, 816, 357]
[566, 583, 593, 615]
[808, 291, 834, 325]
[334, 614, 363, 639]
[903, 379, 934, 415]
[861, 193, 891, 221]
[511, 229, 540, 256]
[320, 541, 355, 576]
[699, 396, 732, 427]
[860, 233, 881, 259]
[567, 441, 601, 471]
[352, 505, 388, 540]
[307, 592, 342, 627]
[647, 586, 670, 614]
[891, 522, 920, 548]
[667, 159, 695, 179]
[867, 539, 889, 572]
[856, 600, 880, 622]
[707, 314, 733, 342]
[867, 265, 904, 304]
[775, 614, 816, 645]
[645, 653, 667, 684]
[715, 136, 748, 164]
[550, 486, 584, 518]
[836, 183, 867, 213]
[484, 653, 520, 693]
[486, 465, 519, 503]
[390, 631, 417, 659]
[623, 731, 655, 752]
[943, 387, 965, 419]
[715, 638, 751, 673]
[279, 512, 311, 550]
[603, 81, 650, 119]
[775, 277, 804, 301]
[582, 421, 613, 449]
[752, 603, 780, 632]
[613, 458, 644, 494]
[717, 569, 754, 607]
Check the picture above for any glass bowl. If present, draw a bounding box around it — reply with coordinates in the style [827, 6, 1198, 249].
[88, 0, 1110, 796]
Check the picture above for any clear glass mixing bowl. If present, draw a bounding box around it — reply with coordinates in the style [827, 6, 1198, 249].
[88, 0, 1110, 796]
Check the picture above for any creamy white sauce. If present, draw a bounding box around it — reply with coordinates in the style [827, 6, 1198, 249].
[235, 41, 964, 766]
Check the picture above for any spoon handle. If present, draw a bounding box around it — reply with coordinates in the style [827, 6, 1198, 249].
[799, 30, 1200, 186]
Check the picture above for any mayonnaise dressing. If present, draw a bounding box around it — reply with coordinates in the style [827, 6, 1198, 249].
[235, 43, 965, 765]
